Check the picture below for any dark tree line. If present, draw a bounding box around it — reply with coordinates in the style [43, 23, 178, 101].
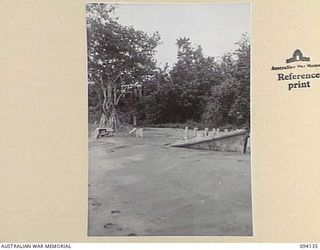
[87, 4, 250, 129]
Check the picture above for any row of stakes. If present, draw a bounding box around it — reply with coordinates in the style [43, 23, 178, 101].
[129, 127, 243, 140]
[183, 127, 242, 141]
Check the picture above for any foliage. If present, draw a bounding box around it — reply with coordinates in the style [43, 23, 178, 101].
[86, 3, 161, 130]
[87, 4, 250, 129]
[204, 34, 250, 126]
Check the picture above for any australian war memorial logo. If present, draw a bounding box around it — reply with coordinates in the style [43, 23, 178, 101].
[271, 49, 320, 91]
[286, 49, 310, 63]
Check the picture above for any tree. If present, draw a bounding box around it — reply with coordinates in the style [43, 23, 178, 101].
[134, 64, 171, 123]
[86, 3, 160, 132]
[228, 34, 250, 126]
[169, 37, 217, 122]
[204, 33, 250, 127]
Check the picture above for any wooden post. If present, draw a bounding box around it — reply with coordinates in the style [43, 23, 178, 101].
[243, 133, 249, 154]
[135, 128, 143, 138]
[184, 127, 189, 140]
[204, 128, 209, 136]
[193, 127, 198, 137]
[133, 115, 137, 126]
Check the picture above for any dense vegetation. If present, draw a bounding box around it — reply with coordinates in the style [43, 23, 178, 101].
[87, 4, 250, 130]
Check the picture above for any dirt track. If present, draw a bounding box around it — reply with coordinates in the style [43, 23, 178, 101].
[88, 128, 252, 236]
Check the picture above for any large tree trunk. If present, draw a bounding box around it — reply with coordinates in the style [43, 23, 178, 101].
[99, 83, 120, 135]
[97, 72, 124, 135]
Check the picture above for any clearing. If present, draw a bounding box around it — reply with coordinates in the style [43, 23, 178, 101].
[88, 127, 252, 236]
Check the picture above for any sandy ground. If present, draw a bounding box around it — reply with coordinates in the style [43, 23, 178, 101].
[88, 128, 252, 236]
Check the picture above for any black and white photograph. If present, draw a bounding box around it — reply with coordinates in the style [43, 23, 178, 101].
[87, 3, 252, 236]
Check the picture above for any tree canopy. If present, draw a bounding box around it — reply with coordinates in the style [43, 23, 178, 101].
[87, 4, 250, 129]
[87, 3, 161, 130]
